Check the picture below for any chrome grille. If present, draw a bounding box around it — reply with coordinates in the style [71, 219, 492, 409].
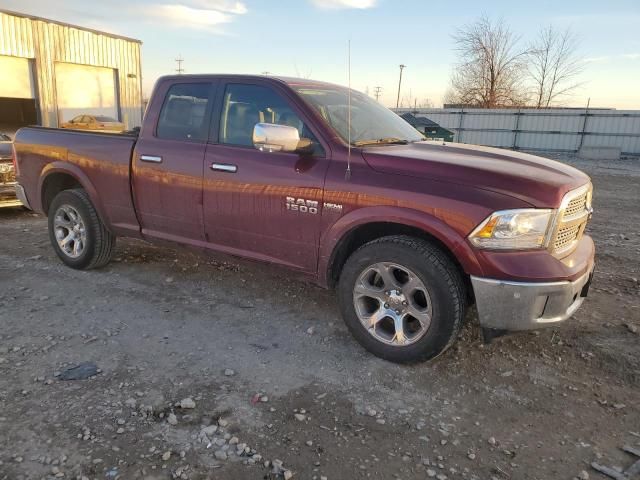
[0, 162, 16, 185]
[564, 191, 588, 218]
[554, 223, 581, 251]
[551, 183, 592, 256]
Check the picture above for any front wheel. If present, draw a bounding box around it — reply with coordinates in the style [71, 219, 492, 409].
[48, 189, 116, 270]
[337, 235, 465, 363]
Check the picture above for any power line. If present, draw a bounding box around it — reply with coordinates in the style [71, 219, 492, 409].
[374, 86, 382, 101]
[175, 55, 185, 74]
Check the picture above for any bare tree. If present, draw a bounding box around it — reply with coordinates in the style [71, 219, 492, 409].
[417, 98, 434, 108]
[293, 62, 313, 79]
[448, 16, 529, 108]
[528, 26, 584, 108]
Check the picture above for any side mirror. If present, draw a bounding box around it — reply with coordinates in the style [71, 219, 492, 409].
[253, 123, 306, 153]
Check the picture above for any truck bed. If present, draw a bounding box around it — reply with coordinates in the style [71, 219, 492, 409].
[14, 126, 141, 234]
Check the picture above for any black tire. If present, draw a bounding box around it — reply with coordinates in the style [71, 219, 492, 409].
[337, 235, 465, 363]
[48, 189, 116, 270]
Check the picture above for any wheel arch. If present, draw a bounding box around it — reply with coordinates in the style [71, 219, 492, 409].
[320, 207, 483, 290]
[38, 163, 110, 229]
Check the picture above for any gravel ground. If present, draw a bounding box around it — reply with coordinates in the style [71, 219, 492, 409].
[0, 155, 638, 480]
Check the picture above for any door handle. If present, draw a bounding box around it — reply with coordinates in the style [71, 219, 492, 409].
[140, 155, 162, 163]
[211, 163, 237, 173]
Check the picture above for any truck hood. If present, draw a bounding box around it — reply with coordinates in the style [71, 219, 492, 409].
[361, 142, 590, 207]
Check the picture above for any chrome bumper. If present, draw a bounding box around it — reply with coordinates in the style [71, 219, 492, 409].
[0, 182, 22, 208]
[470, 266, 594, 331]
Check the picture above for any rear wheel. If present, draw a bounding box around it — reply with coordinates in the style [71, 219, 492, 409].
[337, 235, 465, 363]
[48, 189, 116, 270]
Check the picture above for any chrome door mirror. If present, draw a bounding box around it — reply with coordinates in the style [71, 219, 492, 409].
[253, 123, 301, 153]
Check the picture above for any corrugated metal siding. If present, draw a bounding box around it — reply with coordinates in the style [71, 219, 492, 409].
[0, 11, 142, 129]
[395, 107, 640, 156]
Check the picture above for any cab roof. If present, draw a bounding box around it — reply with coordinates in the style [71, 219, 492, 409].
[156, 74, 347, 91]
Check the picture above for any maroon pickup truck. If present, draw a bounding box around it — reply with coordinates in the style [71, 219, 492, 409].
[13, 75, 595, 363]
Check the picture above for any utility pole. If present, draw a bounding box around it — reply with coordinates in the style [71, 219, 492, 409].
[175, 55, 185, 74]
[374, 86, 382, 101]
[396, 64, 406, 108]
[261, 71, 270, 76]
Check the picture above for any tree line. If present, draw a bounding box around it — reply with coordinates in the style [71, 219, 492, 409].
[445, 16, 585, 108]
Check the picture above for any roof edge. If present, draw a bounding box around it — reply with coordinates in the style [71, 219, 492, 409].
[0, 9, 142, 44]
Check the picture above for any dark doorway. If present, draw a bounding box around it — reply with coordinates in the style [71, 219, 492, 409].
[0, 97, 38, 137]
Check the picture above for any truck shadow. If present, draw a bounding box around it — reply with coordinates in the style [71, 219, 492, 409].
[0, 205, 31, 220]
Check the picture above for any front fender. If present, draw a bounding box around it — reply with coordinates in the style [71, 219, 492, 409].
[38, 162, 111, 229]
[318, 205, 484, 287]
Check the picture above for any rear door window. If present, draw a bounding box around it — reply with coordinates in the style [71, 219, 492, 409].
[157, 83, 212, 142]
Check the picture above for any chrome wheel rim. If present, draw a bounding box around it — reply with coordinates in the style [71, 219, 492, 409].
[53, 205, 86, 259]
[353, 262, 433, 347]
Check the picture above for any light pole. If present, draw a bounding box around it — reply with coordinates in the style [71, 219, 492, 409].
[396, 64, 406, 108]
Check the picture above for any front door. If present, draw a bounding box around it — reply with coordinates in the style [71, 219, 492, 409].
[203, 82, 330, 272]
[132, 81, 216, 242]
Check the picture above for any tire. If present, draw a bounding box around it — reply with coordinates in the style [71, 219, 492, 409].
[48, 189, 116, 270]
[337, 235, 465, 363]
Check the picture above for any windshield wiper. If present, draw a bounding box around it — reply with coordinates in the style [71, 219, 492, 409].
[352, 137, 410, 147]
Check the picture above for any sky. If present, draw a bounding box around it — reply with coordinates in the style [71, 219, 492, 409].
[3, 0, 640, 109]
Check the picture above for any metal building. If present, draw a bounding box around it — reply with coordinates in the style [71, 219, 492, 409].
[0, 9, 142, 135]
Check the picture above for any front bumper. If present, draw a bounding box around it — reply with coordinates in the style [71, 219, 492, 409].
[0, 182, 22, 208]
[471, 262, 595, 331]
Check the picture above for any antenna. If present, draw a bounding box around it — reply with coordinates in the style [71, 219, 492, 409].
[345, 39, 352, 181]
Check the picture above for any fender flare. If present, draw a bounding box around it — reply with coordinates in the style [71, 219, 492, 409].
[317, 205, 484, 286]
[38, 162, 111, 228]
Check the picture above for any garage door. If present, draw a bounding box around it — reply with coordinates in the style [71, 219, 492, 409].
[0, 55, 35, 98]
[55, 63, 119, 124]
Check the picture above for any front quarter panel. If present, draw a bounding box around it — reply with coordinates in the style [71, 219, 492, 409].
[317, 152, 532, 285]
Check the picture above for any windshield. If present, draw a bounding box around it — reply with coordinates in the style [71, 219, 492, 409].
[295, 86, 424, 146]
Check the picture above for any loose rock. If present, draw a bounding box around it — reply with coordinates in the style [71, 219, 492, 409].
[179, 398, 196, 409]
[167, 413, 178, 426]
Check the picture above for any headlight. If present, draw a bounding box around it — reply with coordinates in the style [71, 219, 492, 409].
[468, 209, 555, 250]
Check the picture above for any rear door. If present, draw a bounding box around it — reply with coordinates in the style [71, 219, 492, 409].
[202, 81, 330, 272]
[132, 80, 217, 242]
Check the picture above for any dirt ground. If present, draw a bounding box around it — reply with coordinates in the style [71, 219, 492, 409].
[0, 155, 638, 480]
